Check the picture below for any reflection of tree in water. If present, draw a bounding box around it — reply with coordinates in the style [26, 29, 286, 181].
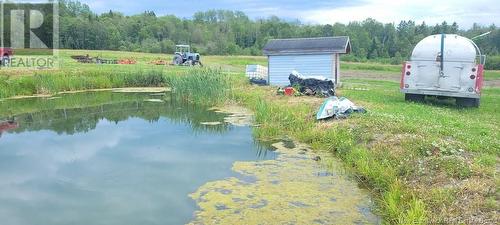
[1, 92, 231, 135]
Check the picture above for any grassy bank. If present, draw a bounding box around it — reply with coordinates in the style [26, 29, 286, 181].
[0, 69, 165, 99]
[166, 69, 498, 224]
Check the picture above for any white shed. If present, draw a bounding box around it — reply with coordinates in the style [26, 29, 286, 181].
[263, 37, 351, 86]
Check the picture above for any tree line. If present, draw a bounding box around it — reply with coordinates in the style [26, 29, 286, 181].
[59, 1, 499, 64]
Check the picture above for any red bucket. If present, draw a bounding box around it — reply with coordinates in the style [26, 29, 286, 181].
[284, 87, 295, 96]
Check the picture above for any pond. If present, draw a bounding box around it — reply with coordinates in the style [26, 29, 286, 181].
[0, 91, 379, 225]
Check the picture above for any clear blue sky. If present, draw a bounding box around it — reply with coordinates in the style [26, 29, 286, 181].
[81, 0, 499, 28]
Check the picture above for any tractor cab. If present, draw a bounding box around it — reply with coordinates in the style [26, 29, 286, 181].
[175, 45, 191, 58]
[172, 44, 202, 66]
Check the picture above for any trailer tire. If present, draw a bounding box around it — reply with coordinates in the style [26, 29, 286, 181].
[456, 98, 480, 108]
[405, 94, 425, 102]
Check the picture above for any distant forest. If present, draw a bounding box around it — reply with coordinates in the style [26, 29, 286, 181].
[59, 1, 499, 63]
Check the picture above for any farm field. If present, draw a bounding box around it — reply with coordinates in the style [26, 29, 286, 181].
[2, 49, 499, 90]
[0, 50, 498, 224]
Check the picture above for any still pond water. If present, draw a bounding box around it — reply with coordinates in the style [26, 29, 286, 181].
[0, 91, 378, 225]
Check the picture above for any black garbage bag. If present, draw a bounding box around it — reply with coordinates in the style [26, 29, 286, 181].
[249, 77, 267, 86]
[289, 71, 335, 97]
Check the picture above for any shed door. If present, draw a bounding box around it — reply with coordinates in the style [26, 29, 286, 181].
[269, 54, 334, 86]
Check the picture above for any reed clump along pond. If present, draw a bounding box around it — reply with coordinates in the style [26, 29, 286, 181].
[1, 51, 498, 224]
[164, 68, 232, 106]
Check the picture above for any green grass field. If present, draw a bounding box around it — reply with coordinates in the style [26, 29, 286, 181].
[1, 49, 498, 224]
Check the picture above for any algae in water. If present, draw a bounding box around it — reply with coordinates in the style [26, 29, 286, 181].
[190, 141, 380, 225]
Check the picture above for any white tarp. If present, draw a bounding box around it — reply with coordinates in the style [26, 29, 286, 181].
[316, 97, 366, 120]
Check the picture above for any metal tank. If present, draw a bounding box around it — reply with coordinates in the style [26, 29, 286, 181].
[401, 34, 485, 107]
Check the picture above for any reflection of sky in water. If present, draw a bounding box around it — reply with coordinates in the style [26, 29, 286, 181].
[0, 117, 276, 225]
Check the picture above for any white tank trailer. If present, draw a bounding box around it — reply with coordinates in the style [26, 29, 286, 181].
[401, 34, 485, 107]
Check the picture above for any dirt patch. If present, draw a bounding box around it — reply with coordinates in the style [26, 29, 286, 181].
[484, 79, 500, 87]
[342, 70, 500, 87]
[412, 178, 498, 225]
[342, 70, 400, 81]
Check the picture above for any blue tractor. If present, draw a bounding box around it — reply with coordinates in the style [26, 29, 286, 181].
[172, 45, 202, 66]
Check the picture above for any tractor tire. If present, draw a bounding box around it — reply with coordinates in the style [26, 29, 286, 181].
[173, 55, 183, 65]
[195, 55, 203, 67]
[456, 97, 480, 108]
[405, 94, 425, 102]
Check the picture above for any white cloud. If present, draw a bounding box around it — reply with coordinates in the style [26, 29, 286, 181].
[300, 0, 500, 28]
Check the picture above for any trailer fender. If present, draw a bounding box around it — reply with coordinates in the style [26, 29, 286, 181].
[475, 64, 484, 94]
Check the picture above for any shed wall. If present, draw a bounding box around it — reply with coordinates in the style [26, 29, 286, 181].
[268, 54, 335, 86]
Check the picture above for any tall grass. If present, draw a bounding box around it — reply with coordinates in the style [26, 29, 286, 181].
[0, 69, 165, 98]
[164, 68, 231, 105]
[0, 75, 37, 97]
